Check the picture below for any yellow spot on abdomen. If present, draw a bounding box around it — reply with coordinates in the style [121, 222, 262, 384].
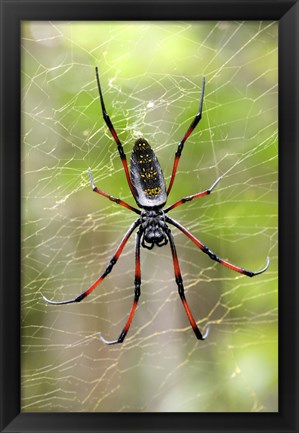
[144, 187, 162, 196]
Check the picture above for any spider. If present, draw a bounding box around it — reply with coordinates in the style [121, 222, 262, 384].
[43, 67, 270, 345]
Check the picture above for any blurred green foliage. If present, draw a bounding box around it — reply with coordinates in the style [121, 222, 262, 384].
[21, 21, 277, 412]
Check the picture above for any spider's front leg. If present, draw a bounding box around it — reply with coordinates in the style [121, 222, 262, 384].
[167, 229, 209, 340]
[166, 216, 270, 277]
[43, 219, 140, 305]
[100, 229, 142, 345]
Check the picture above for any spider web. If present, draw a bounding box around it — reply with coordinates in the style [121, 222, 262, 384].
[21, 21, 278, 412]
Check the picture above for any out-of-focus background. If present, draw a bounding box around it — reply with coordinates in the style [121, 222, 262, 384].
[21, 21, 278, 412]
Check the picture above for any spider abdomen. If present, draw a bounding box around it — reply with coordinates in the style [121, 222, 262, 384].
[130, 138, 167, 209]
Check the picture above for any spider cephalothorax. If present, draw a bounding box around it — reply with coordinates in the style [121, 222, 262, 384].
[44, 67, 269, 345]
[140, 209, 168, 249]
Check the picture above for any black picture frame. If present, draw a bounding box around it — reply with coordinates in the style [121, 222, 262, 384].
[0, 1, 297, 432]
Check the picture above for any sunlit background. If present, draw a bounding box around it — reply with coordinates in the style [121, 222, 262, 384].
[21, 21, 278, 412]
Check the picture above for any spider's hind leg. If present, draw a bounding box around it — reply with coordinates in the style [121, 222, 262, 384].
[167, 76, 205, 196]
[95, 67, 135, 196]
[87, 168, 140, 214]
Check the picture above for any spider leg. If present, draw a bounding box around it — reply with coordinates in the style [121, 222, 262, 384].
[165, 175, 222, 213]
[95, 67, 135, 195]
[88, 169, 140, 214]
[166, 216, 270, 277]
[167, 229, 209, 340]
[167, 76, 205, 196]
[43, 219, 140, 305]
[99, 229, 142, 345]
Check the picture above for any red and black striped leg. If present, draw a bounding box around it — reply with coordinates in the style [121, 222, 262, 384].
[88, 169, 140, 215]
[95, 67, 135, 195]
[43, 220, 140, 305]
[167, 229, 209, 340]
[167, 76, 205, 196]
[100, 229, 142, 345]
[166, 216, 270, 277]
[165, 175, 222, 213]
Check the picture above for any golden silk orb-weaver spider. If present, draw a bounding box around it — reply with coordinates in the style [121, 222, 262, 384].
[43, 67, 270, 345]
